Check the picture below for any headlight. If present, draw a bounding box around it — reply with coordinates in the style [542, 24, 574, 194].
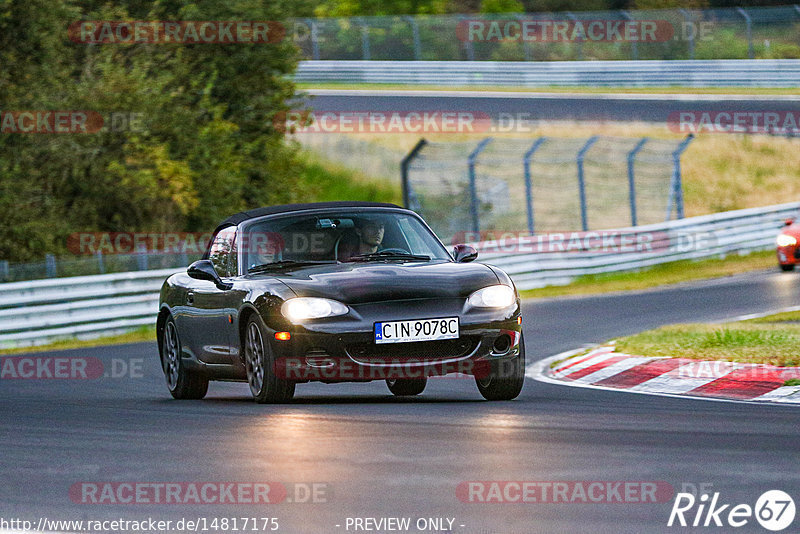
[777, 234, 797, 247]
[281, 298, 349, 322]
[467, 285, 516, 309]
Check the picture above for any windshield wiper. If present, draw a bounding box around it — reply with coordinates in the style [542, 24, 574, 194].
[344, 252, 431, 263]
[248, 260, 337, 273]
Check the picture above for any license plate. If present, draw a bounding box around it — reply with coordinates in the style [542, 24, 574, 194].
[374, 317, 459, 344]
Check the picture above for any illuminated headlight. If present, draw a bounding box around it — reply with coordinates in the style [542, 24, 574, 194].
[777, 234, 797, 247]
[467, 285, 516, 309]
[281, 298, 348, 322]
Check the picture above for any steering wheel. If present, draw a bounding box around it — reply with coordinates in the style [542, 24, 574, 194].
[378, 247, 411, 255]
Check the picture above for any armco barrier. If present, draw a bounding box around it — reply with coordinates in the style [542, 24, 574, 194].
[478, 201, 798, 290]
[295, 59, 800, 87]
[0, 268, 179, 349]
[1, 202, 797, 348]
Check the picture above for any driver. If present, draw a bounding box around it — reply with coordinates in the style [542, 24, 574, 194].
[339, 216, 385, 260]
[354, 217, 385, 255]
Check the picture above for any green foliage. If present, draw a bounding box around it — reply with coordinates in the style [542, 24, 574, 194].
[480, 0, 524, 13]
[0, 0, 304, 262]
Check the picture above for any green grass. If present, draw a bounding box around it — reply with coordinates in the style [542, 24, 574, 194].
[785, 379, 800, 386]
[614, 311, 800, 367]
[298, 83, 800, 96]
[0, 326, 156, 355]
[520, 250, 775, 299]
[297, 151, 401, 205]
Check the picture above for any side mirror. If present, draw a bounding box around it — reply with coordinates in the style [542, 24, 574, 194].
[187, 260, 232, 290]
[785, 218, 795, 226]
[453, 244, 478, 263]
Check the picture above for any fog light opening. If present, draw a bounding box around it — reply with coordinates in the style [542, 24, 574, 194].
[493, 334, 512, 355]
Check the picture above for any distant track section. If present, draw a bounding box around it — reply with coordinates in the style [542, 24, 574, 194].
[296, 59, 800, 88]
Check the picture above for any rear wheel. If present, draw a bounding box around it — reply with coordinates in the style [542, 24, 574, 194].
[161, 316, 208, 399]
[780, 263, 795, 271]
[475, 334, 526, 401]
[386, 378, 427, 396]
[244, 316, 295, 404]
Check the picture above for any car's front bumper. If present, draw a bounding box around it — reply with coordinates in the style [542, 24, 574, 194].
[266, 298, 522, 382]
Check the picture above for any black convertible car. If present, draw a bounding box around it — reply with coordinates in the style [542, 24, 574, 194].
[157, 201, 524, 403]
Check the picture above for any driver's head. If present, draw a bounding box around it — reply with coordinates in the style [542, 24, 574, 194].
[355, 217, 385, 247]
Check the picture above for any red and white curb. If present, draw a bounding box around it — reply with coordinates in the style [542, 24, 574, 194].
[528, 345, 800, 404]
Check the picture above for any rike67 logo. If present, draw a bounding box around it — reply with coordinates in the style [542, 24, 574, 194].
[668, 490, 795, 531]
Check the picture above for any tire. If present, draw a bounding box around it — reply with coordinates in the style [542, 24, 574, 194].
[780, 263, 795, 271]
[244, 316, 295, 404]
[161, 316, 208, 400]
[386, 377, 427, 396]
[475, 334, 526, 401]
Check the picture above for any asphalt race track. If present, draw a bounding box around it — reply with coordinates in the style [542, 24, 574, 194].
[304, 89, 800, 124]
[2, 269, 799, 534]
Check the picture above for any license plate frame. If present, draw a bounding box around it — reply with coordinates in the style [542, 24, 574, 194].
[374, 317, 460, 345]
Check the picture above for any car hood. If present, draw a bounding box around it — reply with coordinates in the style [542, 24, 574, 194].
[267, 260, 500, 304]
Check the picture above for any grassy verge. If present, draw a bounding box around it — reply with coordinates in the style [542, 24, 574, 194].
[0, 326, 156, 355]
[296, 150, 401, 204]
[520, 250, 775, 299]
[298, 83, 800, 96]
[614, 311, 800, 367]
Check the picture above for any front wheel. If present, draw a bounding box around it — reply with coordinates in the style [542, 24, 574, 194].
[475, 334, 526, 401]
[780, 263, 795, 272]
[244, 316, 295, 404]
[386, 378, 427, 396]
[161, 316, 208, 400]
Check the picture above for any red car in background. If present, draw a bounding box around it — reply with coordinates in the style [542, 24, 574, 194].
[777, 218, 800, 271]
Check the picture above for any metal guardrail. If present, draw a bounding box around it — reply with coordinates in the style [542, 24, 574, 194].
[0, 202, 796, 348]
[478, 201, 798, 290]
[295, 59, 800, 87]
[0, 268, 179, 349]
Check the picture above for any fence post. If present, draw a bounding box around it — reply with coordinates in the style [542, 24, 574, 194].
[627, 137, 648, 227]
[576, 136, 598, 231]
[736, 8, 754, 59]
[459, 15, 475, 60]
[621, 11, 638, 60]
[516, 15, 532, 61]
[96, 250, 105, 275]
[45, 254, 56, 278]
[566, 13, 584, 60]
[523, 137, 547, 235]
[468, 138, 493, 233]
[356, 17, 371, 60]
[404, 16, 422, 60]
[136, 245, 148, 271]
[0, 260, 8, 282]
[679, 9, 695, 59]
[304, 18, 320, 60]
[401, 138, 428, 209]
[667, 134, 694, 220]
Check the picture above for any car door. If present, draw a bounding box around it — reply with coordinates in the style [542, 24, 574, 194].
[183, 226, 239, 364]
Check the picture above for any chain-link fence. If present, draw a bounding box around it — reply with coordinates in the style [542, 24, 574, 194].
[403, 136, 693, 244]
[290, 6, 800, 62]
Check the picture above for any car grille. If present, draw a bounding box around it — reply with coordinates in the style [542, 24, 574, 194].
[345, 336, 480, 364]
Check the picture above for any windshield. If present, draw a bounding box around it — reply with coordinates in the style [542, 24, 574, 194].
[241, 210, 451, 271]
